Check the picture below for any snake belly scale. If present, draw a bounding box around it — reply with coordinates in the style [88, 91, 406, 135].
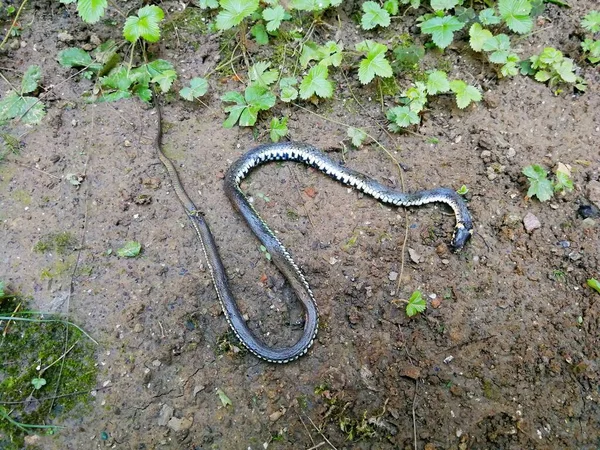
[153, 106, 473, 363]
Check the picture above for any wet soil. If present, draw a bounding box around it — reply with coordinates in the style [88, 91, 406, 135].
[1, 1, 599, 449]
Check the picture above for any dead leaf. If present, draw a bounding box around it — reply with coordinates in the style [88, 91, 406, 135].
[304, 186, 317, 198]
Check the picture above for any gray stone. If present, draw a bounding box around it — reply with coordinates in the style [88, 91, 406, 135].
[157, 404, 174, 426]
[523, 213, 541, 233]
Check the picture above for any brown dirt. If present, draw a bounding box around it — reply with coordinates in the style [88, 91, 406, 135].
[1, 1, 599, 449]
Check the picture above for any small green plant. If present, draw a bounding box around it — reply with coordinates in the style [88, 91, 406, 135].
[457, 185, 469, 195]
[116, 241, 142, 257]
[259, 245, 272, 261]
[405, 290, 426, 317]
[222, 84, 276, 127]
[581, 11, 600, 64]
[347, 126, 367, 147]
[355, 40, 393, 85]
[361, 1, 391, 30]
[269, 117, 288, 142]
[522, 163, 574, 202]
[299, 65, 334, 99]
[523, 47, 586, 91]
[123, 5, 164, 43]
[63, 0, 108, 23]
[179, 77, 209, 101]
[587, 278, 600, 294]
[215, 0, 259, 31]
[0, 65, 45, 124]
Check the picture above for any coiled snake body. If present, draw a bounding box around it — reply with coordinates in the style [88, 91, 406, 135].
[153, 105, 473, 363]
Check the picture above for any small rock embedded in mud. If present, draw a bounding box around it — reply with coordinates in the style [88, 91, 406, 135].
[523, 213, 541, 233]
[441, 259, 449, 265]
[506, 147, 516, 158]
[193, 385, 205, 398]
[582, 218, 596, 229]
[408, 248, 422, 264]
[157, 404, 174, 426]
[431, 298, 442, 309]
[124, 140, 132, 147]
[398, 364, 421, 380]
[436, 244, 447, 256]
[480, 150, 492, 160]
[133, 323, 143, 333]
[152, 359, 161, 367]
[57, 31, 74, 42]
[269, 408, 286, 422]
[578, 204, 600, 219]
[388, 271, 398, 281]
[167, 416, 193, 432]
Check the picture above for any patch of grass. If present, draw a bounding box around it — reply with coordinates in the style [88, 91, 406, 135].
[0, 295, 98, 448]
[33, 232, 77, 255]
[215, 331, 247, 358]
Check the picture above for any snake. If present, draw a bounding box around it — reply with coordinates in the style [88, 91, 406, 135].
[152, 103, 473, 364]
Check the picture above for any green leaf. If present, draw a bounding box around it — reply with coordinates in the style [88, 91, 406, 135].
[501, 54, 520, 77]
[361, 1, 391, 30]
[279, 77, 298, 102]
[250, 22, 269, 45]
[216, 388, 233, 407]
[21, 65, 41, 94]
[117, 241, 142, 257]
[300, 42, 320, 68]
[537, 47, 563, 66]
[587, 278, 600, 294]
[245, 83, 276, 110]
[481, 34, 511, 64]
[31, 377, 47, 390]
[356, 40, 392, 84]
[479, 8, 501, 25]
[123, 5, 165, 43]
[387, 106, 420, 129]
[383, 0, 399, 15]
[522, 164, 553, 201]
[290, 0, 332, 11]
[299, 65, 333, 99]
[347, 126, 367, 147]
[426, 70, 449, 95]
[248, 61, 279, 87]
[553, 170, 573, 192]
[449, 80, 481, 109]
[581, 10, 600, 33]
[393, 44, 425, 67]
[215, 0, 259, 30]
[555, 59, 576, 83]
[179, 77, 208, 101]
[77, 0, 107, 23]
[263, 5, 285, 31]
[534, 70, 551, 82]
[0, 91, 45, 124]
[430, 0, 458, 11]
[406, 290, 426, 317]
[270, 117, 288, 142]
[0, 281, 5, 298]
[498, 0, 533, 34]
[469, 23, 493, 52]
[419, 15, 465, 49]
[318, 41, 344, 67]
[582, 39, 600, 64]
[196, 0, 219, 9]
[58, 47, 94, 68]
[457, 185, 468, 195]
[222, 84, 275, 128]
[404, 82, 427, 113]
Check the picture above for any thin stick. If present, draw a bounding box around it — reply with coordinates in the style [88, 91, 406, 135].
[7, 160, 62, 179]
[307, 442, 326, 450]
[0, 0, 29, 50]
[0, 315, 97, 345]
[306, 415, 338, 450]
[298, 413, 316, 446]
[412, 380, 418, 450]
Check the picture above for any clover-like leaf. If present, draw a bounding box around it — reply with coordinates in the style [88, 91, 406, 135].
[356, 40, 392, 84]
[347, 127, 367, 147]
[123, 5, 165, 43]
[279, 77, 298, 102]
[248, 61, 279, 87]
[522, 165, 553, 201]
[299, 65, 333, 99]
[179, 77, 209, 101]
[117, 241, 142, 257]
[426, 70, 449, 95]
[498, 0, 533, 34]
[406, 290, 426, 317]
[361, 1, 391, 30]
[77, 0, 107, 23]
[263, 5, 285, 32]
[481, 34, 512, 64]
[31, 377, 47, 390]
[216, 0, 259, 30]
[419, 15, 465, 49]
[479, 8, 501, 25]
[270, 117, 288, 142]
[387, 106, 420, 129]
[582, 10, 600, 33]
[430, 0, 458, 11]
[449, 80, 481, 109]
[469, 23, 493, 52]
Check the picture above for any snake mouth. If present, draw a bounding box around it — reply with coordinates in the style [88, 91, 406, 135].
[451, 222, 473, 250]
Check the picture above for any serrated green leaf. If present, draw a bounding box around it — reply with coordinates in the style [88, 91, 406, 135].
[263, 5, 285, 31]
[404, 82, 427, 113]
[406, 290, 426, 317]
[361, 1, 391, 30]
[469, 23, 493, 52]
[77, 0, 107, 23]
[318, 41, 344, 67]
[248, 61, 279, 87]
[117, 241, 142, 257]
[426, 70, 449, 95]
[216, 388, 233, 407]
[347, 126, 367, 147]
[534, 70, 551, 82]
[356, 40, 392, 84]
[419, 15, 465, 49]
[279, 77, 298, 102]
[300, 41, 320, 68]
[587, 278, 600, 294]
[21, 65, 41, 94]
[250, 22, 268, 45]
[482, 34, 511, 63]
[0, 281, 5, 298]
[222, 84, 275, 128]
[387, 106, 420, 128]
[58, 47, 93, 68]
[245, 83, 276, 110]
[123, 5, 164, 43]
[449, 80, 481, 109]
[479, 8, 501, 25]
[290, 0, 331, 11]
[195, 0, 219, 9]
[216, 0, 259, 30]
[270, 117, 288, 142]
[179, 77, 209, 101]
[553, 171, 573, 192]
[0, 91, 45, 124]
[498, 0, 533, 34]
[457, 185, 469, 195]
[299, 65, 333, 99]
[133, 85, 153, 102]
[555, 59, 576, 83]
[581, 10, 600, 33]
[430, 0, 458, 11]
[522, 164, 553, 201]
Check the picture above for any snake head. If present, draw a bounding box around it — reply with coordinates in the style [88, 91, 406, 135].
[451, 222, 473, 250]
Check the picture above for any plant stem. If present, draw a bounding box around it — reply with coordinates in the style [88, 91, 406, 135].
[0, 0, 29, 50]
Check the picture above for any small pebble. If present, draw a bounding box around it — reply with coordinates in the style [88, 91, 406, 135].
[57, 31, 74, 42]
[558, 240, 570, 248]
[152, 359, 161, 367]
[388, 271, 398, 281]
[582, 218, 596, 229]
[506, 147, 516, 158]
[441, 259, 449, 265]
[523, 212, 541, 233]
[578, 204, 599, 219]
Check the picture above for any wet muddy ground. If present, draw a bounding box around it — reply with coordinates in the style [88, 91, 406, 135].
[1, 1, 599, 449]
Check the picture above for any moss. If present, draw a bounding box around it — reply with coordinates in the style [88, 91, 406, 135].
[34, 232, 77, 255]
[0, 296, 98, 448]
[40, 256, 76, 280]
[164, 7, 211, 38]
[11, 189, 31, 205]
